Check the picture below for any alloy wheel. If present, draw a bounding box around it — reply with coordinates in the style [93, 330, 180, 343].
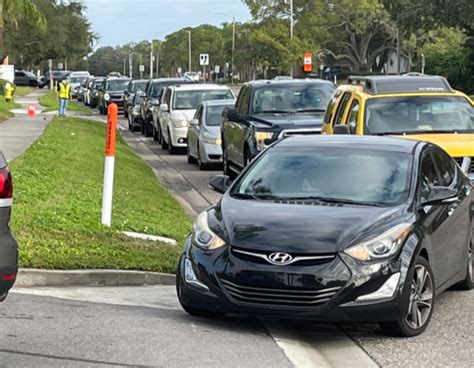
[406, 264, 433, 330]
[468, 242, 473, 283]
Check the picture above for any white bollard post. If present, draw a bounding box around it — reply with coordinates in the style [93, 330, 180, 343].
[101, 103, 118, 226]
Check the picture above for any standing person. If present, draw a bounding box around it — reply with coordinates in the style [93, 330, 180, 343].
[57, 77, 71, 116]
[4, 82, 14, 103]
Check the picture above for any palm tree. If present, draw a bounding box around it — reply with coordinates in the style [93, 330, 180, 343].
[0, 0, 46, 62]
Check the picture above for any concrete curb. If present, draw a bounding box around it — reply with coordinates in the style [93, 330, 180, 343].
[16, 269, 176, 288]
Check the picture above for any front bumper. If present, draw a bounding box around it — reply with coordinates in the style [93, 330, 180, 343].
[169, 127, 189, 147]
[177, 237, 415, 322]
[200, 142, 223, 164]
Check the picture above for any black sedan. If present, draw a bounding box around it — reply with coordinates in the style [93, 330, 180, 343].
[176, 135, 473, 337]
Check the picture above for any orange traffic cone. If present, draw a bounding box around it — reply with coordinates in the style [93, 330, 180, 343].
[27, 104, 36, 117]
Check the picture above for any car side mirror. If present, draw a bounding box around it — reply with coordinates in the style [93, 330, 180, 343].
[160, 103, 169, 112]
[190, 118, 198, 126]
[209, 175, 231, 194]
[333, 125, 351, 135]
[421, 187, 458, 206]
[151, 99, 160, 106]
[226, 108, 240, 122]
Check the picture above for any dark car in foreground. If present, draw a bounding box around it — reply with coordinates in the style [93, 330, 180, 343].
[176, 135, 473, 337]
[0, 152, 18, 302]
[221, 79, 335, 178]
[127, 91, 146, 131]
[98, 77, 131, 115]
[88, 77, 105, 108]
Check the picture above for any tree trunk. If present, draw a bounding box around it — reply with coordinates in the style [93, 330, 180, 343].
[0, 3, 4, 62]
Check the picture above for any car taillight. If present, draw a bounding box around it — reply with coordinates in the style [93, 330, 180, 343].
[0, 167, 13, 201]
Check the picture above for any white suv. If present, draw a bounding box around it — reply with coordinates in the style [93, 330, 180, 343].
[159, 84, 235, 154]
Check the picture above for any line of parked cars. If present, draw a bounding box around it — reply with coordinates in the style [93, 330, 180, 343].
[71, 73, 473, 337]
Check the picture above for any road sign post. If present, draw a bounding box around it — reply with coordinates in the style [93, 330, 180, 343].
[101, 103, 118, 227]
[48, 59, 53, 89]
[200, 54, 209, 82]
[303, 53, 313, 73]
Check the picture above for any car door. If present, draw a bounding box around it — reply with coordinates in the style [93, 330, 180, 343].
[431, 147, 471, 282]
[332, 92, 352, 130]
[321, 90, 344, 134]
[417, 147, 465, 289]
[343, 97, 362, 134]
[15, 72, 26, 86]
[188, 106, 201, 157]
[232, 86, 251, 166]
[161, 89, 173, 144]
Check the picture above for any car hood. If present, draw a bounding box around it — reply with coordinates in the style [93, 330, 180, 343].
[203, 126, 221, 137]
[250, 113, 324, 129]
[105, 90, 125, 95]
[212, 197, 409, 254]
[399, 133, 474, 157]
[171, 109, 196, 122]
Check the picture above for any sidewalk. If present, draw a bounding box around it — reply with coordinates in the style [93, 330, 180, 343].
[0, 89, 52, 161]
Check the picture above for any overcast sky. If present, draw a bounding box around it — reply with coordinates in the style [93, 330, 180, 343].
[84, 0, 251, 47]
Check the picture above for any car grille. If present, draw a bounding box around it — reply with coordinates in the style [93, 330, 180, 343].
[279, 128, 321, 138]
[208, 154, 222, 160]
[454, 157, 473, 173]
[110, 95, 123, 100]
[231, 247, 336, 266]
[219, 278, 341, 308]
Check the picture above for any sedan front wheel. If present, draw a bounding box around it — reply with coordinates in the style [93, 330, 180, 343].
[379, 257, 434, 337]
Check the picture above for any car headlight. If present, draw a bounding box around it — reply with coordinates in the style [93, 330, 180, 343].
[172, 119, 188, 128]
[192, 211, 225, 251]
[104, 93, 110, 102]
[202, 134, 221, 146]
[254, 131, 273, 151]
[344, 223, 411, 261]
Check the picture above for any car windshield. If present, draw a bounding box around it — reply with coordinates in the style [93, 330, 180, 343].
[252, 83, 335, 114]
[93, 80, 104, 88]
[206, 105, 233, 126]
[132, 81, 148, 93]
[70, 77, 87, 84]
[106, 79, 130, 91]
[232, 148, 412, 206]
[173, 89, 234, 110]
[365, 96, 474, 134]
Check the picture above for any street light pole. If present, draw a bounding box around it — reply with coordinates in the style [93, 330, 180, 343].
[129, 50, 133, 78]
[232, 17, 236, 82]
[396, 26, 401, 75]
[288, 0, 294, 77]
[150, 41, 154, 79]
[187, 30, 192, 72]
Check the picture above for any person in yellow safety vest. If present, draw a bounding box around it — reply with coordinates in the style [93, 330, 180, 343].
[4, 82, 14, 103]
[57, 77, 71, 117]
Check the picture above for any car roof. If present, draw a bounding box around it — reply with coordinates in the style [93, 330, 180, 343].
[202, 99, 236, 107]
[347, 74, 453, 95]
[151, 78, 188, 83]
[171, 84, 230, 91]
[132, 79, 148, 84]
[245, 79, 335, 88]
[106, 77, 131, 81]
[274, 135, 422, 154]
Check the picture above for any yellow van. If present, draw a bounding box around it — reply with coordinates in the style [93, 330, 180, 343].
[321, 74, 473, 179]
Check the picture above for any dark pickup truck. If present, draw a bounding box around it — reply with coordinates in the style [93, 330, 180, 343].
[221, 79, 335, 178]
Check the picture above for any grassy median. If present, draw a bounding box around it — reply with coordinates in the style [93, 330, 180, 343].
[39, 90, 91, 115]
[0, 95, 20, 122]
[14, 86, 36, 97]
[10, 117, 192, 273]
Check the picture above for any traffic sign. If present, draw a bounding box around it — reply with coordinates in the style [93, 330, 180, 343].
[177, 67, 182, 74]
[139, 65, 145, 72]
[200, 54, 209, 66]
[48, 59, 53, 68]
[303, 53, 312, 72]
[214, 65, 220, 73]
[58, 63, 63, 70]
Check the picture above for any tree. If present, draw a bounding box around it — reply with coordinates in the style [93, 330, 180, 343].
[0, 0, 46, 61]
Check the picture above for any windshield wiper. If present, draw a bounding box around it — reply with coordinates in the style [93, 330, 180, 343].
[258, 110, 295, 114]
[232, 193, 277, 200]
[296, 108, 326, 113]
[280, 196, 385, 207]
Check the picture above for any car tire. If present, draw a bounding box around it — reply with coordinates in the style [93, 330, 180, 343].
[187, 143, 197, 164]
[144, 120, 152, 138]
[379, 256, 435, 337]
[140, 119, 146, 135]
[29, 80, 38, 87]
[0, 292, 8, 303]
[152, 125, 159, 141]
[157, 124, 163, 145]
[128, 115, 133, 131]
[168, 128, 178, 154]
[222, 141, 236, 180]
[161, 130, 169, 150]
[197, 144, 208, 170]
[455, 241, 473, 290]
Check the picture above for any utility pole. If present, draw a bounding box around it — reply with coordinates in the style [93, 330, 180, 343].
[150, 41, 154, 79]
[129, 50, 133, 78]
[232, 17, 236, 82]
[140, 54, 143, 79]
[156, 49, 160, 78]
[123, 58, 126, 76]
[187, 30, 192, 72]
[286, 0, 294, 77]
[396, 26, 401, 75]
[421, 53, 425, 75]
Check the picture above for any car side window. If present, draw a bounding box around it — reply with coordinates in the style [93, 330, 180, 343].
[334, 92, 352, 126]
[323, 90, 342, 126]
[419, 150, 441, 200]
[431, 147, 456, 187]
[194, 106, 202, 120]
[237, 86, 250, 116]
[165, 89, 172, 107]
[346, 100, 360, 133]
